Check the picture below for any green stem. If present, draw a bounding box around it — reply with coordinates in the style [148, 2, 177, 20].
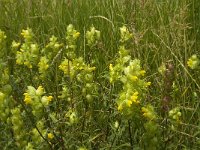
[128, 120, 134, 150]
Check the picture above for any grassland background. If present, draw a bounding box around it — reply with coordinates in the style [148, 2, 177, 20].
[0, 0, 200, 149]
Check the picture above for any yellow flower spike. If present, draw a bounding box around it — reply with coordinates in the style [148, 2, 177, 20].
[24, 61, 32, 69]
[73, 32, 80, 39]
[187, 59, 193, 68]
[16, 51, 22, 55]
[117, 104, 123, 111]
[47, 133, 54, 140]
[135, 100, 140, 104]
[59, 59, 70, 75]
[126, 100, 132, 107]
[131, 76, 138, 81]
[131, 95, 138, 103]
[145, 82, 151, 87]
[131, 92, 140, 104]
[109, 64, 113, 71]
[36, 86, 44, 96]
[133, 91, 139, 96]
[41, 96, 53, 105]
[187, 55, 199, 69]
[21, 29, 28, 37]
[141, 106, 156, 120]
[38, 56, 49, 73]
[54, 43, 60, 48]
[143, 112, 148, 118]
[24, 93, 32, 105]
[110, 77, 113, 83]
[21, 28, 33, 40]
[12, 41, 20, 48]
[47, 96, 53, 102]
[88, 67, 96, 71]
[78, 147, 87, 150]
[16, 51, 24, 63]
[139, 70, 146, 76]
[141, 107, 147, 113]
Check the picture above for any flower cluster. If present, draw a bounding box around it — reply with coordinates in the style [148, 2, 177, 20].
[187, 54, 199, 69]
[25, 142, 35, 150]
[65, 109, 78, 125]
[0, 30, 6, 43]
[16, 28, 39, 68]
[0, 30, 7, 53]
[11, 107, 27, 148]
[109, 45, 131, 83]
[38, 35, 63, 78]
[109, 26, 151, 117]
[0, 89, 12, 122]
[116, 59, 150, 115]
[23, 86, 53, 118]
[109, 26, 161, 149]
[12, 40, 21, 49]
[86, 26, 100, 47]
[119, 26, 133, 43]
[65, 24, 80, 59]
[59, 25, 97, 104]
[47, 133, 54, 140]
[0, 54, 13, 123]
[59, 57, 97, 103]
[59, 58, 72, 76]
[0, 92, 6, 121]
[141, 105, 157, 121]
[169, 107, 181, 123]
[31, 119, 48, 149]
[38, 56, 49, 75]
[42, 35, 63, 60]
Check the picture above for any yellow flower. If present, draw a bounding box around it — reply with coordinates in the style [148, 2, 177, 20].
[141, 106, 156, 120]
[36, 86, 44, 96]
[12, 41, 20, 48]
[16, 51, 23, 65]
[73, 32, 80, 39]
[47, 96, 53, 102]
[131, 92, 140, 104]
[54, 43, 60, 48]
[0, 30, 7, 41]
[41, 96, 53, 106]
[24, 61, 32, 69]
[117, 104, 123, 111]
[158, 63, 166, 75]
[139, 70, 146, 76]
[130, 76, 138, 81]
[145, 82, 151, 87]
[88, 67, 96, 72]
[59, 59, 70, 75]
[141, 107, 149, 118]
[109, 64, 113, 71]
[0, 92, 5, 101]
[38, 56, 49, 73]
[47, 133, 54, 139]
[24, 93, 32, 104]
[126, 100, 132, 107]
[21, 28, 33, 40]
[187, 55, 199, 69]
[187, 59, 193, 68]
[78, 147, 87, 150]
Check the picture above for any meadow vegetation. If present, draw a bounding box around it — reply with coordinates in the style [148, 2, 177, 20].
[0, 0, 200, 149]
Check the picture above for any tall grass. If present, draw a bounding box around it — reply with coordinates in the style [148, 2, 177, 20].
[0, 0, 200, 149]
